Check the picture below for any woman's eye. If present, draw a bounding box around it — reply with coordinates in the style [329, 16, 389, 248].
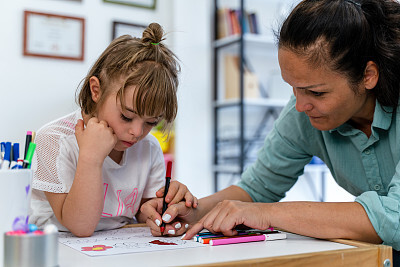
[311, 91, 325, 97]
[120, 114, 132, 122]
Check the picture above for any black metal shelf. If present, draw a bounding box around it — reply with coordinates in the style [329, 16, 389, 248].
[212, 0, 285, 192]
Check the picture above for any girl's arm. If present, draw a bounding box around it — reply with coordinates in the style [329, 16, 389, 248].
[45, 118, 117, 237]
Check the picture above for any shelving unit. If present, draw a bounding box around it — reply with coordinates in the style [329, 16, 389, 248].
[212, 0, 291, 192]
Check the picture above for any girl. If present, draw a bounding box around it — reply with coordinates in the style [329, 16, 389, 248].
[29, 23, 197, 237]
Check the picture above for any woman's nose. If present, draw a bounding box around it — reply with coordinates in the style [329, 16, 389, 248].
[294, 89, 313, 113]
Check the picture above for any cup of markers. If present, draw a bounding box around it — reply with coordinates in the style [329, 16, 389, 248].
[3, 224, 59, 267]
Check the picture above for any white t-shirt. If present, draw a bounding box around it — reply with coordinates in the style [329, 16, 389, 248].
[29, 109, 165, 231]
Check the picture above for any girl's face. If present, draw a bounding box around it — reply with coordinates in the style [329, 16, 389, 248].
[278, 48, 376, 131]
[95, 80, 160, 152]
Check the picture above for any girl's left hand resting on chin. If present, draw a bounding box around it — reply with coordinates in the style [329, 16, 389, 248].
[140, 181, 198, 236]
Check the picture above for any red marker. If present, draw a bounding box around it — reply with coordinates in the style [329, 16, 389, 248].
[160, 161, 172, 235]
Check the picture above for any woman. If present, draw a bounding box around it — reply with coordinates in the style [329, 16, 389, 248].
[142, 0, 400, 258]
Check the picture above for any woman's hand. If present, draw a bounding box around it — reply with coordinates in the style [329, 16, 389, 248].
[156, 181, 198, 208]
[183, 200, 272, 240]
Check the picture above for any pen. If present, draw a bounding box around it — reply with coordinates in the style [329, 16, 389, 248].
[0, 142, 5, 167]
[22, 142, 36, 169]
[160, 160, 172, 235]
[209, 232, 287, 246]
[194, 228, 275, 241]
[24, 131, 32, 160]
[10, 143, 20, 169]
[31, 131, 36, 143]
[1, 142, 11, 170]
[201, 231, 280, 244]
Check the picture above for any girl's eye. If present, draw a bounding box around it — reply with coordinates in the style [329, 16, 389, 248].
[147, 121, 159, 127]
[120, 114, 132, 122]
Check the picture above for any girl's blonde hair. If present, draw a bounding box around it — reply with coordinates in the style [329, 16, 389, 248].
[77, 22, 180, 132]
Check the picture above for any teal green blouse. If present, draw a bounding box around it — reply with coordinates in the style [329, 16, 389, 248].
[237, 95, 400, 249]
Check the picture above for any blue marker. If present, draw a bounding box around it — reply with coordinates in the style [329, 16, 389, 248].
[1, 142, 12, 170]
[0, 142, 5, 167]
[10, 143, 20, 169]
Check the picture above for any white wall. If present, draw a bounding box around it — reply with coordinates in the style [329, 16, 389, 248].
[0, 0, 213, 197]
[171, 0, 213, 198]
[0, 0, 175, 146]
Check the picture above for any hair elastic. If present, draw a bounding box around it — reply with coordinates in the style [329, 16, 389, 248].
[151, 42, 160, 45]
[345, 0, 361, 7]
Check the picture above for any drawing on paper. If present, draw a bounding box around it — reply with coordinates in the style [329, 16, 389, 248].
[58, 227, 204, 256]
[81, 245, 113, 251]
[149, 240, 177, 245]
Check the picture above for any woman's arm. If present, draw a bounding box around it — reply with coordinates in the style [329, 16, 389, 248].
[185, 198, 381, 244]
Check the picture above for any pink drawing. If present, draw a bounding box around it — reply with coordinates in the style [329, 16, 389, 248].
[81, 245, 113, 252]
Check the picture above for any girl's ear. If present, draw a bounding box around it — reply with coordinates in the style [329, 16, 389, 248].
[89, 76, 101, 103]
[364, 61, 379, 90]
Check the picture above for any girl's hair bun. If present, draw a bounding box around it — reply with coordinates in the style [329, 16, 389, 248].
[142, 22, 164, 45]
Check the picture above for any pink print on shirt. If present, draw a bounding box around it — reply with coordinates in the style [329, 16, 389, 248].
[101, 183, 139, 218]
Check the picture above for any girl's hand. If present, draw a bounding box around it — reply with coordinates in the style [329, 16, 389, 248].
[75, 118, 117, 164]
[183, 200, 272, 240]
[156, 181, 198, 208]
[140, 198, 197, 237]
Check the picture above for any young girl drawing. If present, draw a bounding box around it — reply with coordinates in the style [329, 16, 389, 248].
[29, 23, 197, 237]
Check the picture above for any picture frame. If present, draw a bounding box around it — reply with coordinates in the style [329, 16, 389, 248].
[112, 21, 146, 40]
[23, 10, 85, 61]
[104, 0, 156, 10]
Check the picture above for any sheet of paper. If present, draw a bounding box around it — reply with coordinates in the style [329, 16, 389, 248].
[58, 227, 204, 257]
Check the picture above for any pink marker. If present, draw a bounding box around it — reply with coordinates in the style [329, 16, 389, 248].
[209, 233, 287, 246]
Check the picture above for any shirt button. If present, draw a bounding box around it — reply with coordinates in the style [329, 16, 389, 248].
[374, 185, 381, 191]
[364, 149, 371, 155]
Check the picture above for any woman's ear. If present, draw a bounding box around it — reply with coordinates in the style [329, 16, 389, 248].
[89, 76, 101, 103]
[364, 61, 379, 90]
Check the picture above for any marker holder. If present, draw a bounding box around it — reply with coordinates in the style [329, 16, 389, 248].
[3, 232, 58, 267]
[0, 169, 32, 264]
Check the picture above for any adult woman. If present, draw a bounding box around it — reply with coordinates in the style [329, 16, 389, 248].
[142, 0, 400, 255]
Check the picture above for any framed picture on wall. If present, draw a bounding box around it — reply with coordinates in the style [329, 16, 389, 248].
[104, 0, 156, 9]
[23, 11, 85, 61]
[112, 21, 146, 40]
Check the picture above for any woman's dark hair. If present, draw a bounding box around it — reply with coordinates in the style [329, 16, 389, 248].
[277, 0, 400, 107]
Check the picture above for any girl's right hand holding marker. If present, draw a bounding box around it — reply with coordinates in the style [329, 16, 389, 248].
[156, 181, 199, 208]
[141, 181, 198, 236]
[75, 118, 117, 164]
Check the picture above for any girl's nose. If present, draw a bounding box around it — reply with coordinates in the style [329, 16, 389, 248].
[129, 121, 144, 139]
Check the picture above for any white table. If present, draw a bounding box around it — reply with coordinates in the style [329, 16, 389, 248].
[57, 230, 392, 267]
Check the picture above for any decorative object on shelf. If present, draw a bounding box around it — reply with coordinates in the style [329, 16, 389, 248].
[112, 21, 146, 40]
[104, 0, 156, 9]
[224, 54, 259, 100]
[23, 11, 85, 61]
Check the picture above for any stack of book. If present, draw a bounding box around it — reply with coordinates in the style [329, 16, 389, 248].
[217, 8, 259, 39]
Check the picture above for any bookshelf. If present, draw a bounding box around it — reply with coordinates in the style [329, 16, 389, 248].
[212, 0, 292, 191]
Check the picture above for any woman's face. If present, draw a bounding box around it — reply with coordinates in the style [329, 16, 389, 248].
[278, 48, 375, 131]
